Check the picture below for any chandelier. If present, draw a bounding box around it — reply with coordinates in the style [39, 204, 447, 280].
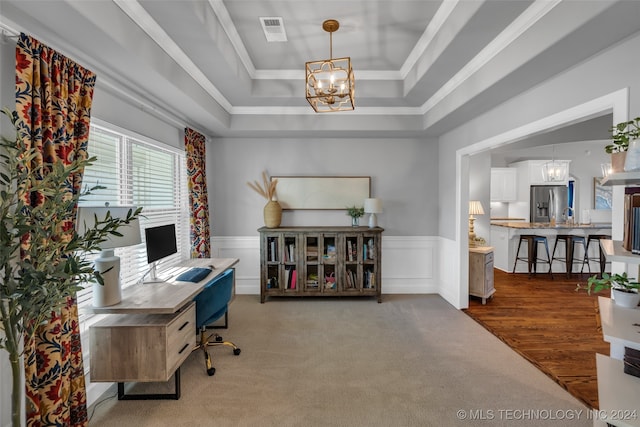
[305, 19, 355, 113]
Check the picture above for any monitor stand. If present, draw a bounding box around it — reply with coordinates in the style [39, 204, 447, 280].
[143, 262, 165, 284]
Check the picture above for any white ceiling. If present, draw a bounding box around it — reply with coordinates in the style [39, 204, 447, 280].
[2, 0, 640, 139]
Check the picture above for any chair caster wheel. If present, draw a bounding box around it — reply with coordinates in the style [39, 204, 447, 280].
[207, 367, 216, 376]
[233, 348, 241, 356]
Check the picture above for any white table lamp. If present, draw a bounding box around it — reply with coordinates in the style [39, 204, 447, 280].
[468, 200, 485, 247]
[77, 206, 141, 307]
[364, 198, 382, 228]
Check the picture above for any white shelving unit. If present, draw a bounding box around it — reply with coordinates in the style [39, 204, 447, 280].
[601, 239, 639, 263]
[596, 354, 640, 427]
[596, 172, 640, 427]
[601, 171, 640, 187]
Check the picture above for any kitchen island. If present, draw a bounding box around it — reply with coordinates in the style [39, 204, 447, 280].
[490, 222, 611, 273]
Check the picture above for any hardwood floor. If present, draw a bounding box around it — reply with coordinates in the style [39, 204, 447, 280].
[463, 269, 610, 409]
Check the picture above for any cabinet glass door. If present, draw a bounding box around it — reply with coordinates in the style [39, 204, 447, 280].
[362, 234, 378, 290]
[265, 234, 281, 291]
[303, 234, 320, 291]
[343, 233, 361, 292]
[283, 233, 299, 293]
[321, 234, 338, 293]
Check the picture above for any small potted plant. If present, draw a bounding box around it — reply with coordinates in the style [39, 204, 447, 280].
[346, 205, 364, 226]
[606, 117, 640, 172]
[576, 272, 640, 308]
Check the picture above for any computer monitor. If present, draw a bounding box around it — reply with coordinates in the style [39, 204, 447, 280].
[144, 224, 177, 282]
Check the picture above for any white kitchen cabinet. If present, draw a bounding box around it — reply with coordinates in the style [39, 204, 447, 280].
[490, 226, 510, 271]
[490, 168, 517, 202]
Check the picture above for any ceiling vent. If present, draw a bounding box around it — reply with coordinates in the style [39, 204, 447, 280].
[260, 17, 287, 42]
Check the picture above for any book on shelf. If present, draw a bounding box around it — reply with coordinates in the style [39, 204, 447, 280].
[283, 266, 297, 289]
[288, 243, 295, 263]
[347, 240, 354, 261]
[284, 267, 291, 289]
[634, 207, 640, 254]
[346, 270, 353, 288]
[623, 187, 640, 251]
[269, 238, 277, 262]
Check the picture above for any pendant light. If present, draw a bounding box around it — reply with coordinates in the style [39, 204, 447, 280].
[305, 19, 355, 113]
[542, 145, 567, 182]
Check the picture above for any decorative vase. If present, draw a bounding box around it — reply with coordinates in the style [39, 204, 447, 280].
[351, 216, 359, 227]
[612, 288, 640, 309]
[264, 200, 282, 228]
[624, 138, 640, 171]
[611, 151, 627, 173]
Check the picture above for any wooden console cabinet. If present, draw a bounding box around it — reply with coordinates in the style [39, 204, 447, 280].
[259, 226, 383, 303]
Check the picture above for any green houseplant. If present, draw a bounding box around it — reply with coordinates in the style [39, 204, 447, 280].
[606, 117, 640, 172]
[606, 117, 640, 153]
[346, 206, 364, 226]
[0, 109, 142, 426]
[576, 272, 640, 308]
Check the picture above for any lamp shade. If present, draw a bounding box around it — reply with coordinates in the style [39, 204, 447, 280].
[76, 206, 142, 249]
[469, 201, 485, 216]
[364, 198, 382, 214]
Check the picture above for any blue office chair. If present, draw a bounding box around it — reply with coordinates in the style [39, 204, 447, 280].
[192, 268, 241, 376]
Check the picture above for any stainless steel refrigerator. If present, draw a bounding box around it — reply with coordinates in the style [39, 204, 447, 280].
[530, 185, 569, 223]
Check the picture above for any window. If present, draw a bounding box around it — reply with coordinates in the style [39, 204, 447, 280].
[77, 121, 189, 339]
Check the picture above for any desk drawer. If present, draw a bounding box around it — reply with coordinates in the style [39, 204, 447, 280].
[167, 303, 196, 375]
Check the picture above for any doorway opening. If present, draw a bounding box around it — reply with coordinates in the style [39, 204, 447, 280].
[455, 88, 628, 309]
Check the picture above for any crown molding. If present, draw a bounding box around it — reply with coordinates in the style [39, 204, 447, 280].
[113, 0, 233, 112]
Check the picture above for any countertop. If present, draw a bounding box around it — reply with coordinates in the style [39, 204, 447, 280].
[490, 221, 611, 229]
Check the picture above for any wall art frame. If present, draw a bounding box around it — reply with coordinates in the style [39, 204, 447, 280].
[593, 176, 612, 210]
[272, 176, 371, 210]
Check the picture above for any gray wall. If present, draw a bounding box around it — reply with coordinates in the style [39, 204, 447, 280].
[439, 30, 640, 240]
[207, 137, 438, 236]
[469, 151, 491, 243]
[0, 39, 14, 138]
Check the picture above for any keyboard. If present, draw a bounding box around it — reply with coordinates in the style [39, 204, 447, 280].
[175, 267, 212, 283]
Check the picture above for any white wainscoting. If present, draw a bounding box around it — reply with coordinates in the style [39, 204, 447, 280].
[211, 235, 440, 295]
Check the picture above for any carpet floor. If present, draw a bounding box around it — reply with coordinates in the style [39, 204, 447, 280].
[88, 293, 593, 426]
[464, 269, 610, 410]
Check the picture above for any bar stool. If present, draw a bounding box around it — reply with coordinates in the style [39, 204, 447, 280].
[512, 234, 553, 278]
[581, 234, 611, 276]
[551, 234, 587, 277]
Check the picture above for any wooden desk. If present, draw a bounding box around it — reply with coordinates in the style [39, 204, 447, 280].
[89, 257, 239, 400]
[90, 258, 239, 314]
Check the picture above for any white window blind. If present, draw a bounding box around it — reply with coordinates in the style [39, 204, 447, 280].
[77, 122, 189, 346]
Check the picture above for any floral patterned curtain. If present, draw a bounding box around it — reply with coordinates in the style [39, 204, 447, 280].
[15, 33, 95, 427]
[185, 128, 211, 258]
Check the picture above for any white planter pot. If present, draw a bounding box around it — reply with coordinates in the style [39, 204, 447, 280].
[612, 288, 640, 308]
